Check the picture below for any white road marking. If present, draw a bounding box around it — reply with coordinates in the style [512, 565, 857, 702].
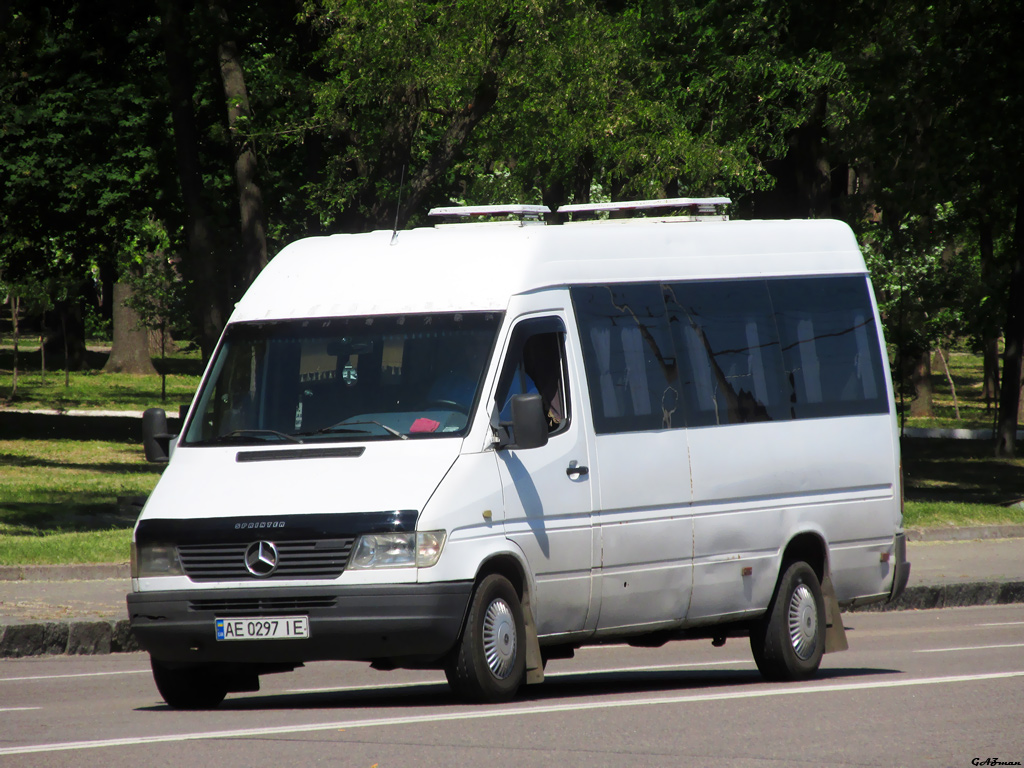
[978, 621, 1024, 627]
[1, 669, 1023, 756]
[0, 707, 41, 713]
[915, 643, 1024, 653]
[0, 669, 150, 683]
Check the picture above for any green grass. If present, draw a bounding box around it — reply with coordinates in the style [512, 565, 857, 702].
[901, 437, 1024, 506]
[1, 344, 203, 411]
[903, 501, 1024, 529]
[0, 529, 131, 566]
[901, 435, 1024, 529]
[0, 439, 162, 565]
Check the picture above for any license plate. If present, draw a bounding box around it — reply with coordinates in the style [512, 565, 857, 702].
[215, 616, 309, 641]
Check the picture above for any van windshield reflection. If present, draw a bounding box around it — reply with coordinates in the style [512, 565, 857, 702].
[183, 312, 501, 446]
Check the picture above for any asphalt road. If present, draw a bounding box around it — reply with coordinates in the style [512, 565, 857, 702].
[1, 604, 1022, 768]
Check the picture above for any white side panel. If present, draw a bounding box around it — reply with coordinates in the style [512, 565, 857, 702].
[686, 414, 899, 621]
[593, 430, 693, 631]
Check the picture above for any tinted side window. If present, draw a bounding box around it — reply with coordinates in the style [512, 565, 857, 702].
[665, 280, 791, 425]
[572, 284, 680, 433]
[770, 276, 889, 418]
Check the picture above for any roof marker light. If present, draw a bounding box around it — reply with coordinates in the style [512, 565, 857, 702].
[428, 204, 551, 219]
[557, 197, 731, 216]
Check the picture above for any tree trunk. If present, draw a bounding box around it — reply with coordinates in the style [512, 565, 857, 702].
[211, 1, 268, 290]
[909, 348, 934, 418]
[39, 313, 46, 384]
[103, 282, 158, 375]
[8, 295, 19, 401]
[983, 336, 1000, 408]
[995, 183, 1024, 456]
[46, 299, 88, 371]
[162, 0, 224, 361]
[978, 215, 1000, 408]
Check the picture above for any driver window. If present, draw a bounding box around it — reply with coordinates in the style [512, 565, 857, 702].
[497, 330, 570, 435]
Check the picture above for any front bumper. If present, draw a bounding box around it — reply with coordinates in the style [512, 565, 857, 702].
[127, 581, 473, 665]
[889, 531, 911, 602]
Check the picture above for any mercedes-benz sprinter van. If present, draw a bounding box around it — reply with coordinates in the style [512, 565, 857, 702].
[130, 198, 909, 708]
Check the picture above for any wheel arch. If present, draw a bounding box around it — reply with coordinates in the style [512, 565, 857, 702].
[475, 552, 530, 600]
[780, 530, 829, 584]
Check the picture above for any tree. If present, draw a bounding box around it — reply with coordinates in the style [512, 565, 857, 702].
[1, 1, 172, 370]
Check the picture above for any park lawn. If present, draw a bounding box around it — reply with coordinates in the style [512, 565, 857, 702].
[896, 350, 997, 431]
[1, 343, 203, 412]
[0, 439, 162, 565]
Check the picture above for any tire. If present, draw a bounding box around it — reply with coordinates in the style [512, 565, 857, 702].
[150, 658, 228, 710]
[749, 560, 825, 682]
[445, 574, 526, 703]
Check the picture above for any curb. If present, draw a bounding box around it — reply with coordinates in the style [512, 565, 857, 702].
[0, 409, 181, 442]
[845, 580, 1024, 613]
[0, 619, 139, 658]
[905, 525, 1024, 542]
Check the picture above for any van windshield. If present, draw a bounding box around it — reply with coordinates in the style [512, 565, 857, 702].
[182, 312, 502, 445]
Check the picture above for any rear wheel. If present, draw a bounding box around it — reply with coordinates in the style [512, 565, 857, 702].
[750, 561, 825, 682]
[150, 659, 228, 710]
[445, 574, 526, 703]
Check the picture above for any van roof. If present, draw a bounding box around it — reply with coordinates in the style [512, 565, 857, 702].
[231, 218, 866, 322]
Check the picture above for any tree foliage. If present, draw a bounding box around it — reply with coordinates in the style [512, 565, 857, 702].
[3, 0, 1024, 445]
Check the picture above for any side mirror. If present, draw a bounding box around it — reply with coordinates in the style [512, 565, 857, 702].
[506, 393, 549, 450]
[142, 408, 175, 463]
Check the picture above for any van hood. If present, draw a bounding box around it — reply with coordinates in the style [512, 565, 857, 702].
[140, 440, 463, 522]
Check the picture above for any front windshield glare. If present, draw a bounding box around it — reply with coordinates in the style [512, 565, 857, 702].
[183, 312, 501, 445]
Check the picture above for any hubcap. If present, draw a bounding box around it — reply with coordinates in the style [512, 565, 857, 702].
[787, 583, 818, 660]
[482, 598, 517, 679]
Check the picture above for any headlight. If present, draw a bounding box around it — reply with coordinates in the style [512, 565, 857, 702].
[349, 531, 446, 569]
[132, 542, 184, 578]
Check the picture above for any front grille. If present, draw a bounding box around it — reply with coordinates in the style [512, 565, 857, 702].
[178, 538, 353, 581]
[189, 595, 337, 614]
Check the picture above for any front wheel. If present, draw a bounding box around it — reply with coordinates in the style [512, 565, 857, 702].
[445, 574, 526, 703]
[750, 561, 825, 682]
[151, 659, 228, 710]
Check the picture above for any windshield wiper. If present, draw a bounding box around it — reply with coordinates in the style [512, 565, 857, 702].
[210, 429, 302, 444]
[314, 420, 408, 440]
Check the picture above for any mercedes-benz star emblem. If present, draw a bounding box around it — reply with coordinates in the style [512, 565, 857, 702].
[244, 540, 279, 577]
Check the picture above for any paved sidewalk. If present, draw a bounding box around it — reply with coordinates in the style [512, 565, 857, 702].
[2, 529, 1023, 657]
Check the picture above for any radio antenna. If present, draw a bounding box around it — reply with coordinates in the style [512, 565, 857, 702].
[391, 165, 406, 244]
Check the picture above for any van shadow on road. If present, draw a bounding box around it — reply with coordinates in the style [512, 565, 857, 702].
[135, 666, 901, 713]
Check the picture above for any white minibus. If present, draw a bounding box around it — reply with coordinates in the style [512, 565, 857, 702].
[131, 198, 909, 708]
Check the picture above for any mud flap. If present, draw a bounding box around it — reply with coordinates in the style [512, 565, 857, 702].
[521, 591, 545, 684]
[821, 570, 849, 654]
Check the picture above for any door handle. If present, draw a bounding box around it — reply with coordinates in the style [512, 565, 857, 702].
[566, 462, 589, 478]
